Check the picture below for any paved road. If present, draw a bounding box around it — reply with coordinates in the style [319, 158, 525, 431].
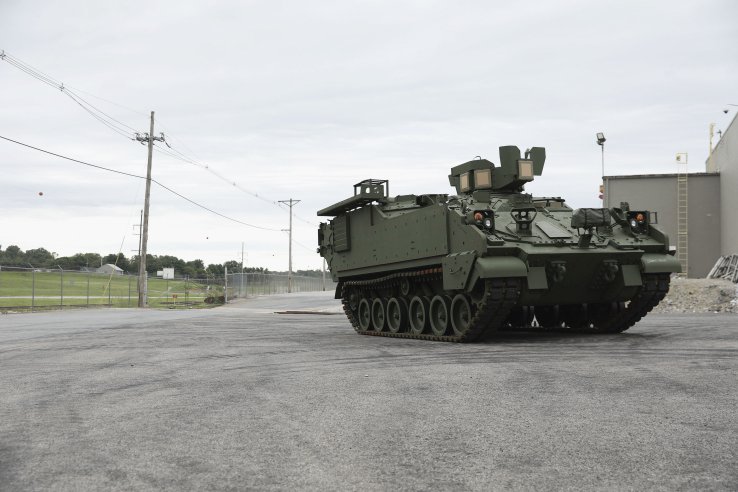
[1, 293, 736, 490]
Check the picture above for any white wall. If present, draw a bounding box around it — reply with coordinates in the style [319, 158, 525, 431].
[712, 114, 738, 255]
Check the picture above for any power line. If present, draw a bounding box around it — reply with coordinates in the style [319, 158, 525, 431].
[1, 50, 140, 139]
[155, 140, 320, 226]
[2, 50, 320, 226]
[0, 134, 282, 232]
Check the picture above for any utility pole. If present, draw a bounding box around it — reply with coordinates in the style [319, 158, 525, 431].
[278, 199, 300, 293]
[135, 111, 166, 307]
[134, 209, 143, 258]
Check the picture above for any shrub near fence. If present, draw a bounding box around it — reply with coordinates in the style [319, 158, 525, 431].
[0, 266, 335, 312]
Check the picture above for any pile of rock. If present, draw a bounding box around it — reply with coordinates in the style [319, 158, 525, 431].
[653, 277, 738, 314]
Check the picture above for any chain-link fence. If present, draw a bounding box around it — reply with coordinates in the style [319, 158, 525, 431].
[0, 265, 335, 313]
[224, 272, 333, 301]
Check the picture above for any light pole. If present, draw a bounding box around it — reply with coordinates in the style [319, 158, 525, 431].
[597, 132, 606, 205]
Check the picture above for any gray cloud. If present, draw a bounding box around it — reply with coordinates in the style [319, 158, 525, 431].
[1, 0, 736, 270]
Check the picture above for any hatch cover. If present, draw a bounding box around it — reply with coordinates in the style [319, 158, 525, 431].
[537, 221, 571, 239]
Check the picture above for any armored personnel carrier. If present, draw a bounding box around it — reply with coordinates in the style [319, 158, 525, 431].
[317, 146, 680, 342]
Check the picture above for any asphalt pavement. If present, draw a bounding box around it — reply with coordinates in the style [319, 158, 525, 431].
[1, 292, 737, 491]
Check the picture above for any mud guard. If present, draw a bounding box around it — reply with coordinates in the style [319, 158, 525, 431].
[640, 254, 682, 274]
[334, 282, 343, 299]
[467, 256, 528, 290]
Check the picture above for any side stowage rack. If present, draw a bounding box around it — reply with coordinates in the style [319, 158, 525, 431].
[317, 179, 389, 217]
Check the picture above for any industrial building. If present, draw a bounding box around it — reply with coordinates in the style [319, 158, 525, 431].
[604, 112, 737, 278]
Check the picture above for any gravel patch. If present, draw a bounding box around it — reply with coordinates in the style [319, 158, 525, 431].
[654, 277, 738, 314]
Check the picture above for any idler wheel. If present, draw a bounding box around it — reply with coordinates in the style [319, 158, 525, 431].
[346, 288, 359, 312]
[371, 298, 387, 332]
[429, 295, 452, 336]
[386, 297, 408, 333]
[358, 298, 372, 331]
[450, 294, 473, 336]
[409, 296, 430, 334]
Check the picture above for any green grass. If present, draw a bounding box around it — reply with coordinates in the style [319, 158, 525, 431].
[0, 271, 221, 310]
[0, 270, 332, 312]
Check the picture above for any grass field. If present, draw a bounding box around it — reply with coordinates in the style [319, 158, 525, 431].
[0, 271, 221, 310]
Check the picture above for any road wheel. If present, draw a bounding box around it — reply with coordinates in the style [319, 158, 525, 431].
[371, 298, 387, 332]
[409, 296, 430, 334]
[450, 294, 472, 336]
[386, 297, 408, 333]
[358, 298, 372, 331]
[429, 295, 452, 336]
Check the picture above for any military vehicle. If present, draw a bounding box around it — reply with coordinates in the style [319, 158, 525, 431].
[317, 146, 680, 342]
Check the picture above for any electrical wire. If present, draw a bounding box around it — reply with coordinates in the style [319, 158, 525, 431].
[2, 50, 320, 226]
[151, 141, 285, 207]
[152, 141, 320, 226]
[0, 134, 282, 232]
[285, 233, 317, 253]
[1, 50, 140, 139]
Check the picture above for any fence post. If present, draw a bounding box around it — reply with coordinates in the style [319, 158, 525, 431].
[31, 268, 35, 312]
[59, 267, 64, 309]
[224, 266, 228, 304]
[108, 278, 112, 306]
[87, 270, 90, 307]
[128, 274, 131, 307]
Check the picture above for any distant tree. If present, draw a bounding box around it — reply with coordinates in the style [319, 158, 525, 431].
[56, 253, 102, 270]
[25, 248, 55, 267]
[1, 245, 23, 266]
[183, 259, 206, 278]
[103, 253, 130, 272]
[157, 255, 186, 273]
[0, 242, 276, 278]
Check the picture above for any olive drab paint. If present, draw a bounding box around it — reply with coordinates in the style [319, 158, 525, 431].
[317, 146, 680, 342]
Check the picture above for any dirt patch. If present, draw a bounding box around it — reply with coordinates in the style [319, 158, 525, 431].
[654, 277, 738, 314]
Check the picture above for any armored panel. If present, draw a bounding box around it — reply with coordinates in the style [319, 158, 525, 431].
[333, 205, 448, 272]
[537, 221, 571, 239]
[333, 215, 350, 252]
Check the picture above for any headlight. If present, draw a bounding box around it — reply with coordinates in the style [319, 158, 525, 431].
[469, 210, 494, 231]
[627, 211, 649, 234]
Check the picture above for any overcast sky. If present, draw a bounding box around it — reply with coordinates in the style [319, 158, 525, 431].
[2, 0, 737, 272]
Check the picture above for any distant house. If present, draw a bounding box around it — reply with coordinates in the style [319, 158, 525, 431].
[97, 264, 124, 275]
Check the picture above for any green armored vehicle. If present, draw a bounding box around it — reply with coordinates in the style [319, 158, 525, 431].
[317, 146, 680, 342]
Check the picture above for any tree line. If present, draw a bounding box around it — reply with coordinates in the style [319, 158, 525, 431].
[0, 244, 323, 279]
